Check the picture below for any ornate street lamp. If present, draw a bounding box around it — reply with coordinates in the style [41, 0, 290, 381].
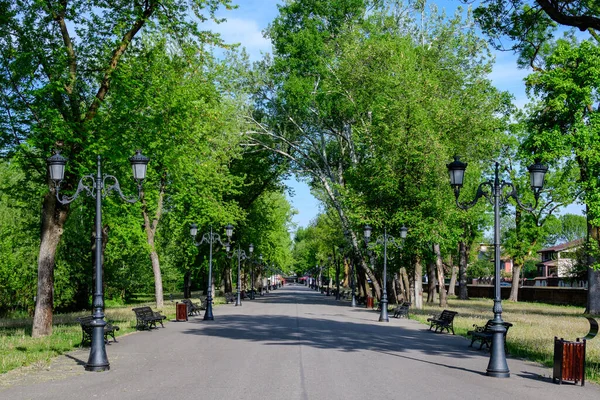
[350, 257, 358, 307]
[364, 224, 408, 322]
[446, 156, 547, 378]
[47, 150, 149, 372]
[190, 224, 229, 320]
[224, 226, 252, 306]
[335, 247, 342, 301]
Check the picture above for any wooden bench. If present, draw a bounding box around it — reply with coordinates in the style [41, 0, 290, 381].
[132, 306, 166, 330]
[181, 299, 203, 316]
[427, 310, 458, 334]
[76, 315, 120, 346]
[393, 302, 411, 318]
[467, 320, 513, 351]
[224, 293, 236, 304]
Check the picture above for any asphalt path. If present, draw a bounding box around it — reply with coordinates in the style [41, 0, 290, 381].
[1, 284, 598, 400]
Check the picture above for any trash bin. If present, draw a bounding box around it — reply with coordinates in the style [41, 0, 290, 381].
[553, 337, 586, 386]
[366, 296, 374, 309]
[175, 302, 188, 322]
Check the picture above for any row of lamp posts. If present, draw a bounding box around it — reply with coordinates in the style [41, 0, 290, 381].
[305, 156, 547, 379]
[48, 148, 547, 380]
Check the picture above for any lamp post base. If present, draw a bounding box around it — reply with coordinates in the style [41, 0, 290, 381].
[86, 321, 109, 371]
[486, 325, 510, 378]
[85, 363, 110, 372]
[203, 299, 214, 320]
[378, 298, 389, 322]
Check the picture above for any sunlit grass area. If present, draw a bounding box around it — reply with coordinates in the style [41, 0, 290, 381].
[409, 297, 600, 383]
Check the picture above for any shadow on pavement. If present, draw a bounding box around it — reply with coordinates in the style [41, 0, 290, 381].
[183, 285, 490, 376]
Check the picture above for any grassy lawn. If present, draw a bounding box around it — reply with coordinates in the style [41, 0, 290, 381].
[0, 294, 228, 374]
[409, 297, 600, 383]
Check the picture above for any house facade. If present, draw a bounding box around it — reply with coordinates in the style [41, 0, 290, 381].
[535, 238, 585, 287]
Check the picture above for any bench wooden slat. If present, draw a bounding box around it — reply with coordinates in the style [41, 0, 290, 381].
[393, 302, 411, 318]
[76, 316, 120, 346]
[132, 307, 166, 330]
[467, 320, 513, 351]
[426, 310, 458, 334]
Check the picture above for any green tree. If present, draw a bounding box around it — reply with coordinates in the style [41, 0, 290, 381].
[250, 1, 509, 307]
[0, 0, 233, 337]
[521, 38, 600, 313]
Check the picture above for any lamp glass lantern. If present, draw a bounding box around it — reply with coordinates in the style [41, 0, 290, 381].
[364, 225, 372, 241]
[47, 152, 67, 182]
[527, 161, 548, 191]
[190, 223, 198, 237]
[249, 243, 254, 254]
[225, 224, 234, 239]
[446, 156, 467, 188]
[400, 225, 408, 239]
[129, 150, 150, 181]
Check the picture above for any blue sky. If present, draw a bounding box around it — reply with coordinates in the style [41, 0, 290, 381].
[207, 0, 582, 228]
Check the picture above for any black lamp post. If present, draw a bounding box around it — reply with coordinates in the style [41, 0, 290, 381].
[190, 223, 231, 320]
[326, 256, 332, 296]
[47, 150, 149, 372]
[364, 224, 408, 322]
[224, 227, 253, 307]
[350, 257, 357, 307]
[250, 255, 260, 299]
[446, 156, 547, 378]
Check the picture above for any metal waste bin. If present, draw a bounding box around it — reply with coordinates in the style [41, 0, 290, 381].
[176, 302, 188, 322]
[553, 337, 586, 386]
[366, 296, 374, 309]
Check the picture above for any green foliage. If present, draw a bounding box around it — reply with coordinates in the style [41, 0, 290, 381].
[0, 162, 39, 316]
[253, 1, 511, 292]
[468, 259, 494, 279]
[544, 213, 587, 246]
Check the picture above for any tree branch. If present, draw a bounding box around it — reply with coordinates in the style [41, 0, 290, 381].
[535, 0, 600, 32]
[85, 1, 157, 121]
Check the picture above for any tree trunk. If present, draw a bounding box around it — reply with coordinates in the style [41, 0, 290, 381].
[413, 257, 423, 310]
[448, 255, 457, 296]
[141, 177, 166, 309]
[343, 257, 349, 287]
[319, 176, 382, 299]
[587, 215, 600, 314]
[427, 261, 436, 303]
[391, 274, 399, 304]
[434, 243, 448, 307]
[223, 261, 233, 293]
[32, 192, 69, 338]
[183, 270, 192, 298]
[458, 241, 469, 300]
[509, 264, 521, 301]
[400, 267, 411, 304]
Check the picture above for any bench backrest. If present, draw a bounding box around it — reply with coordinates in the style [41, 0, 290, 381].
[77, 315, 94, 325]
[439, 310, 458, 321]
[132, 307, 155, 318]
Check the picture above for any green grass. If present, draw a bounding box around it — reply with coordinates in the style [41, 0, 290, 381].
[408, 297, 600, 383]
[0, 293, 233, 374]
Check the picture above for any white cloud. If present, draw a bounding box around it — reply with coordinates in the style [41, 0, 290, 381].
[207, 17, 272, 60]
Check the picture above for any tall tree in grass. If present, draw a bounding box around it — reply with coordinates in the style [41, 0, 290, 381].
[99, 39, 243, 308]
[522, 38, 600, 313]
[249, 1, 509, 303]
[0, 0, 233, 337]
